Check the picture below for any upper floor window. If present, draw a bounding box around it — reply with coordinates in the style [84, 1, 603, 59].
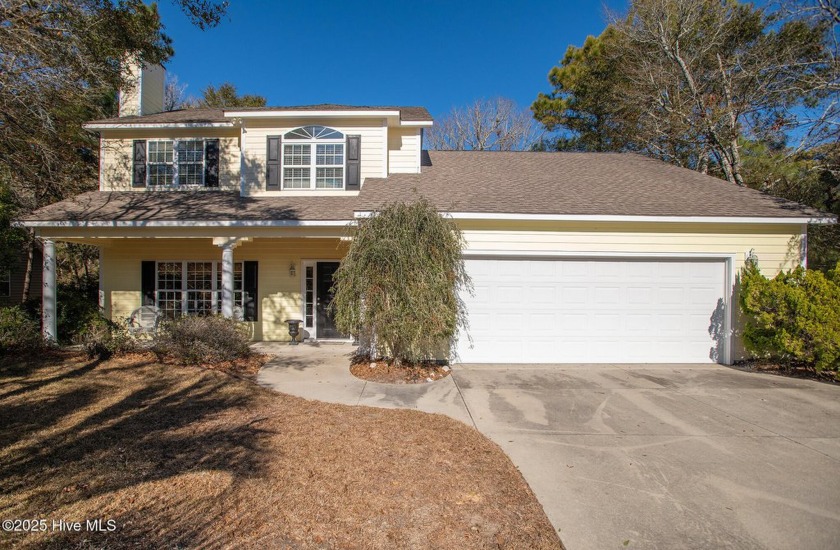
[148, 139, 205, 186]
[283, 126, 344, 189]
[132, 138, 220, 189]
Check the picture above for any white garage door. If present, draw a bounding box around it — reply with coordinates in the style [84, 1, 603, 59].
[456, 257, 727, 364]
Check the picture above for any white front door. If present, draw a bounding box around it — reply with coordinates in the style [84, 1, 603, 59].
[456, 257, 728, 364]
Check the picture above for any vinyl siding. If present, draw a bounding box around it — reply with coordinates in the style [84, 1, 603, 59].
[388, 127, 421, 173]
[101, 237, 347, 341]
[457, 220, 805, 273]
[98, 128, 240, 191]
[240, 118, 386, 195]
[90, 220, 804, 355]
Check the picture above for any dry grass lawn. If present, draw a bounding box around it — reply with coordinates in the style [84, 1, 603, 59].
[0, 352, 562, 549]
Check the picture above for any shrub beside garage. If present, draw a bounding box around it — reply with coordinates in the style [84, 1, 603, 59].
[740, 260, 840, 376]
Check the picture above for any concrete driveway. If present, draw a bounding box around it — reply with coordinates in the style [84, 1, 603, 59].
[456, 363, 840, 550]
[256, 344, 840, 550]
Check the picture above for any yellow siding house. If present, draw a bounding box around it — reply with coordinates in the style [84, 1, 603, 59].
[20, 62, 833, 365]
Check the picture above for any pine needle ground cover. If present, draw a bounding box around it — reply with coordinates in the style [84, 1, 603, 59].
[0, 353, 561, 549]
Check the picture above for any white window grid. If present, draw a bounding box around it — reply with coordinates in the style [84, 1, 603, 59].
[147, 139, 206, 187]
[156, 261, 243, 319]
[281, 127, 345, 190]
[0, 270, 10, 298]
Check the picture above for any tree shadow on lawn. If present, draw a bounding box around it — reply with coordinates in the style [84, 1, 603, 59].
[0, 353, 564, 549]
[0, 354, 277, 548]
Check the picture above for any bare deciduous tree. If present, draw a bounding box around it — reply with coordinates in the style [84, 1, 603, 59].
[774, 0, 840, 155]
[164, 73, 196, 111]
[610, 0, 831, 185]
[425, 98, 543, 151]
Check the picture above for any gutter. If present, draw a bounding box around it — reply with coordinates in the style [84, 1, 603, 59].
[353, 211, 836, 225]
[17, 219, 355, 228]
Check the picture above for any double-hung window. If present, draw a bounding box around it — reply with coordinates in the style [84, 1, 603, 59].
[146, 139, 206, 187]
[156, 261, 243, 319]
[283, 126, 345, 189]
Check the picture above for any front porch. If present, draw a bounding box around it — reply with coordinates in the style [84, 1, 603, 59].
[35, 233, 350, 342]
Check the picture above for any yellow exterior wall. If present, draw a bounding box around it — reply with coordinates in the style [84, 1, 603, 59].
[98, 128, 241, 191]
[97, 118, 424, 194]
[387, 127, 421, 173]
[91, 220, 805, 353]
[457, 220, 805, 274]
[240, 118, 386, 194]
[101, 237, 347, 341]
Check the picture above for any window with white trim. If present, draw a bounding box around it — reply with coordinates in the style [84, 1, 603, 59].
[283, 125, 345, 189]
[156, 261, 243, 319]
[0, 270, 10, 298]
[147, 139, 206, 187]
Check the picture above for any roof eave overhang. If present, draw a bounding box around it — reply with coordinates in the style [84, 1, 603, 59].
[17, 219, 355, 228]
[353, 211, 835, 225]
[222, 110, 433, 127]
[84, 122, 235, 130]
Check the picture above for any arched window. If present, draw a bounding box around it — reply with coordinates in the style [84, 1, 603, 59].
[282, 125, 345, 189]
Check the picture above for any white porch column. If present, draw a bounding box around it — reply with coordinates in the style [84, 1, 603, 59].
[221, 244, 234, 319]
[42, 239, 57, 342]
[213, 237, 250, 319]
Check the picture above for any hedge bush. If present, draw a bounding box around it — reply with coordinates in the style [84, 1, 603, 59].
[153, 315, 251, 365]
[0, 306, 44, 354]
[75, 314, 137, 360]
[740, 260, 840, 373]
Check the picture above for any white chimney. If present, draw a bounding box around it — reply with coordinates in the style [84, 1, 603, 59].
[119, 59, 165, 117]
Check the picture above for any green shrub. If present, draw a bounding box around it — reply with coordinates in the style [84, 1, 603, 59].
[331, 197, 471, 364]
[75, 314, 136, 360]
[57, 283, 100, 344]
[0, 306, 44, 354]
[153, 315, 251, 365]
[740, 260, 840, 372]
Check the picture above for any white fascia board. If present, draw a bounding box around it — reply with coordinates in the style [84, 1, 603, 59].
[19, 219, 354, 228]
[353, 211, 834, 224]
[223, 110, 401, 119]
[399, 120, 433, 127]
[84, 122, 234, 130]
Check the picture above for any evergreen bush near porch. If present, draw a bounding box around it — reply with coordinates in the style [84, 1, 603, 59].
[331, 198, 471, 364]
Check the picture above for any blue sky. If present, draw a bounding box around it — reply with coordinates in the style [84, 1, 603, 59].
[156, 0, 629, 119]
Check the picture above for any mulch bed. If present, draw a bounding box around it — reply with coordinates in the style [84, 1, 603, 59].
[350, 357, 452, 384]
[0, 352, 562, 549]
[733, 360, 839, 384]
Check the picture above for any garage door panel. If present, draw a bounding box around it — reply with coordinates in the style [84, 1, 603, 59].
[456, 258, 726, 364]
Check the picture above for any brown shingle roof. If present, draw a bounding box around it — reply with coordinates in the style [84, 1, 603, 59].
[22, 152, 828, 225]
[87, 104, 432, 125]
[21, 191, 357, 223]
[357, 151, 826, 219]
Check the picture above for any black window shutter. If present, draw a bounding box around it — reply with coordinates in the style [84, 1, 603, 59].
[204, 139, 220, 187]
[141, 261, 156, 306]
[243, 261, 258, 321]
[346, 135, 361, 190]
[132, 140, 147, 188]
[266, 136, 281, 190]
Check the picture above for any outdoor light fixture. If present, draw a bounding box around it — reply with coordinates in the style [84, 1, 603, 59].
[289, 262, 296, 277]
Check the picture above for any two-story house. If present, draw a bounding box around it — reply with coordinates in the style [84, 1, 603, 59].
[21, 62, 832, 364]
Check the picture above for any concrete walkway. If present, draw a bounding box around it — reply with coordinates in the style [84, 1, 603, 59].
[254, 342, 475, 426]
[256, 342, 840, 550]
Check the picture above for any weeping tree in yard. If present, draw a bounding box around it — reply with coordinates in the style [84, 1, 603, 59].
[331, 198, 471, 365]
